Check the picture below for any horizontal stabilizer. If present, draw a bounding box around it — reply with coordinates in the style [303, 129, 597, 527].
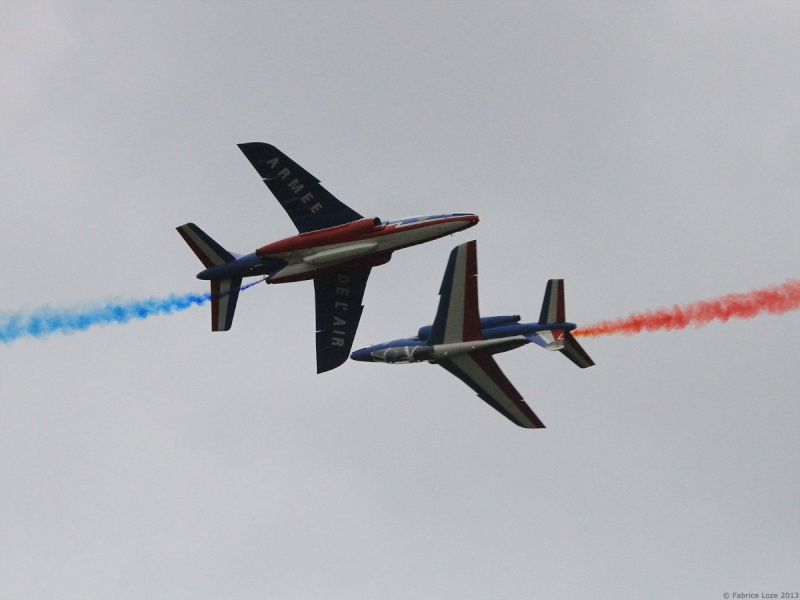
[526, 329, 566, 350]
[210, 277, 242, 331]
[560, 332, 595, 368]
[177, 223, 235, 268]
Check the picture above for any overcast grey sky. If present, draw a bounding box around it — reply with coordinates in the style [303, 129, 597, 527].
[1, 2, 798, 598]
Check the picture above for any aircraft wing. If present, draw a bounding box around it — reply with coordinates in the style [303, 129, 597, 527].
[314, 267, 371, 373]
[438, 351, 545, 428]
[427, 240, 482, 345]
[238, 142, 363, 234]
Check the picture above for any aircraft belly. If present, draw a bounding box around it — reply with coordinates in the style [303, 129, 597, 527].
[267, 242, 384, 282]
[486, 338, 528, 355]
[432, 335, 527, 359]
[375, 224, 455, 252]
[302, 241, 378, 266]
[269, 262, 317, 280]
[263, 221, 466, 282]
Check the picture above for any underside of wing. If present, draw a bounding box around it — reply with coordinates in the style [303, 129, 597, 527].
[438, 351, 545, 428]
[238, 142, 363, 233]
[314, 267, 371, 373]
[427, 241, 481, 345]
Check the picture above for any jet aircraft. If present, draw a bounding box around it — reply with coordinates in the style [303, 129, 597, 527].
[177, 143, 479, 373]
[350, 240, 594, 428]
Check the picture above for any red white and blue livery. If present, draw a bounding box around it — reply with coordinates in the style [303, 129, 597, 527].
[350, 241, 595, 428]
[176, 143, 479, 373]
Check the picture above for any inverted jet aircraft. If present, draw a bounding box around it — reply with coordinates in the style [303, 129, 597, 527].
[177, 143, 479, 373]
[350, 241, 594, 428]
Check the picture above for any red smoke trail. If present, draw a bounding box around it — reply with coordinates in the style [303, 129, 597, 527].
[574, 279, 800, 338]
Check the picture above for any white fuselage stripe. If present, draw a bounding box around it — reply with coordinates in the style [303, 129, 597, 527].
[432, 335, 527, 358]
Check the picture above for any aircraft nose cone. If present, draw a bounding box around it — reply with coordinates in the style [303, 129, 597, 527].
[350, 348, 372, 362]
[459, 213, 479, 228]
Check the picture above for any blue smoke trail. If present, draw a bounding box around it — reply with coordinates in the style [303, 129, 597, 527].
[0, 280, 262, 345]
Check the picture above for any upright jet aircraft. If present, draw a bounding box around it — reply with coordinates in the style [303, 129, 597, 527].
[350, 241, 594, 428]
[176, 143, 479, 373]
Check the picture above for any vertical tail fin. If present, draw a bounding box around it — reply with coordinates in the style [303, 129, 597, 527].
[539, 279, 565, 325]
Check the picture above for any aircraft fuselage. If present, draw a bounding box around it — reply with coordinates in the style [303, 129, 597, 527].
[196, 213, 478, 283]
[351, 317, 578, 364]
